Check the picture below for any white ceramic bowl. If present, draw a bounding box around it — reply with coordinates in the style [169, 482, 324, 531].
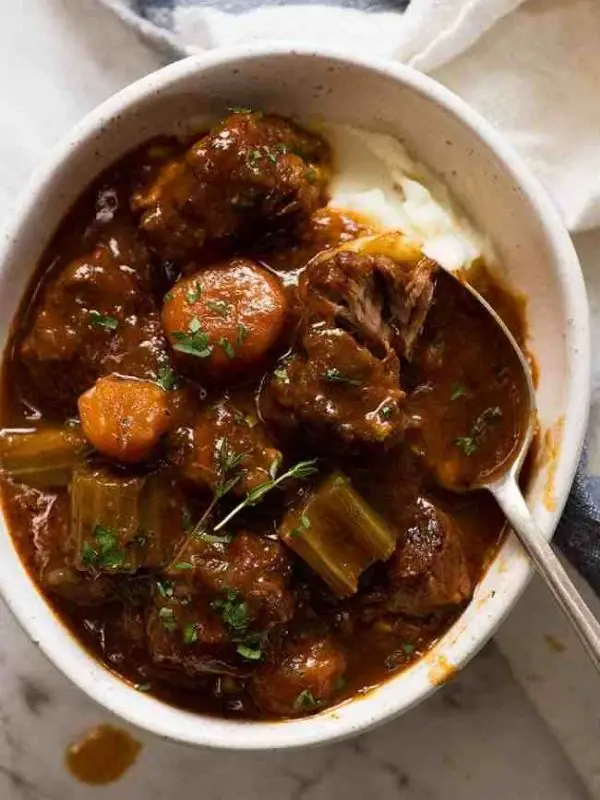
[0, 44, 590, 750]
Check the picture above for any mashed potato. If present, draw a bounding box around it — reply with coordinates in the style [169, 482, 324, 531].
[324, 124, 494, 272]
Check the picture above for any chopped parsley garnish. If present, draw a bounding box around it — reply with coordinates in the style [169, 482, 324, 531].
[450, 383, 468, 401]
[215, 437, 246, 478]
[236, 642, 262, 661]
[236, 323, 248, 345]
[247, 143, 287, 168]
[232, 408, 246, 425]
[211, 590, 265, 661]
[183, 622, 198, 645]
[213, 459, 318, 532]
[172, 317, 213, 358]
[158, 606, 178, 632]
[193, 529, 233, 545]
[453, 406, 502, 456]
[93, 527, 117, 552]
[402, 643, 415, 654]
[173, 562, 194, 571]
[453, 437, 478, 457]
[290, 514, 311, 539]
[229, 106, 254, 114]
[324, 368, 361, 387]
[247, 149, 262, 167]
[89, 310, 118, 331]
[218, 337, 235, 359]
[164, 291, 174, 302]
[156, 365, 178, 391]
[156, 578, 174, 599]
[273, 368, 290, 384]
[265, 150, 279, 164]
[186, 282, 203, 304]
[206, 299, 230, 317]
[231, 407, 257, 428]
[294, 690, 321, 711]
[80, 543, 97, 568]
[81, 525, 126, 570]
[211, 590, 249, 635]
[379, 405, 393, 420]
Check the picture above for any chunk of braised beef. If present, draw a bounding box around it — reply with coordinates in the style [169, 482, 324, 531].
[1, 483, 118, 606]
[102, 605, 148, 669]
[301, 250, 437, 361]
[254, 207, 373, 273]
[19, 231, 169, 410]
[263, 248, 437, 447]
[146, 591, 239, 678]
[44, 566, 117, 606]
[131, 111, 330, 262]
[266, 326, 405, 446]
[386, 498, 473, 616]
[170, 530, 295, 628]
[376, 254, 437, 359]
[171, 398, 282, 497]
[251, 635, 346, 717]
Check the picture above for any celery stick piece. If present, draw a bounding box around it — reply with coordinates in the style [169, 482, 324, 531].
[137, 472, 174, 568]
[71, 467, 175, 573]
[71, 466, 145, 573]
[279, 472, 396, 597]
[0, 425, 89, 487]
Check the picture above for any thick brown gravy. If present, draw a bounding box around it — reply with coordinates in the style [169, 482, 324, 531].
[0, 112, 531, 720]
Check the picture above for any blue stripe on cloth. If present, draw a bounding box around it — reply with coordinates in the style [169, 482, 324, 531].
[555, 446, 600, 595]
[136, 0, 408, 17]
[134, 0, 175, 27]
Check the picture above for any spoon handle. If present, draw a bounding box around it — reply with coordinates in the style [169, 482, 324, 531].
[491, 477, 600, 672]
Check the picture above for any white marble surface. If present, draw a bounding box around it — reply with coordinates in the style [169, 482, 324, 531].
[0, 1, 597, 797]
[0, 603, 588, 800]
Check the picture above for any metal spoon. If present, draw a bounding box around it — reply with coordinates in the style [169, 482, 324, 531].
[443, 273, 600, 671]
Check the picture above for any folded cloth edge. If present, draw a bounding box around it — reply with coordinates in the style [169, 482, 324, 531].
[99, 0, 188, 57]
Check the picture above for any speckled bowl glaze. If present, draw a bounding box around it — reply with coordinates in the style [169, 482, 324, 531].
[0, 44, 590, 750]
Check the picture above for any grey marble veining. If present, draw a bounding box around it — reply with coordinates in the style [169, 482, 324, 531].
[0, 602, 587, 800]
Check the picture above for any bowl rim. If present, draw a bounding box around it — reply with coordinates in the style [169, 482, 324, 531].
[0, 42, 590, 750]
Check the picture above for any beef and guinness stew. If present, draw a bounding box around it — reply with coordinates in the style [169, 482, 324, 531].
[0, 111, 527, 719]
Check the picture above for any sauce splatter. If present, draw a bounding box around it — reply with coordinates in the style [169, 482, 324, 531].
[539, 416, 564, 512]
[544, 633, 566, 654]
[426, 654, 457, 687]
[65, 724, 142, 785]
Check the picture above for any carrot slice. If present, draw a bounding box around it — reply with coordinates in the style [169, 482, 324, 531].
[78, 375, 171, 463]
[162, 258, 287, 380]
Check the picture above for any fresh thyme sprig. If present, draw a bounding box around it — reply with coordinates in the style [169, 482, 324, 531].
[213, 459, 318, 532]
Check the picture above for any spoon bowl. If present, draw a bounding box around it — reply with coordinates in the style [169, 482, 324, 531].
[440, 271, 537, 492]
[440, 269, 600, 670]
